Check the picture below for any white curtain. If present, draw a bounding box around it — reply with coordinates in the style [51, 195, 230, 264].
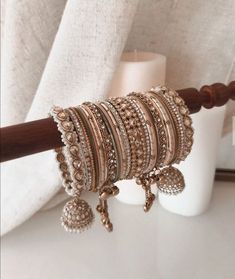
[1, 0, 140, 235]
[1, 0, 235, 235]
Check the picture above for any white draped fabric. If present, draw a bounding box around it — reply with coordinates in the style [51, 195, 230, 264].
[1, 0, 140, 235]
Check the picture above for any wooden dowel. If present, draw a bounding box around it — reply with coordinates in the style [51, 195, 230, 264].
[1, 118, 62, 162]
[1, 82, 234, 162]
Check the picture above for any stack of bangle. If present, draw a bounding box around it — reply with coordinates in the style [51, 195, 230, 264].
[50, 85, 194, 233]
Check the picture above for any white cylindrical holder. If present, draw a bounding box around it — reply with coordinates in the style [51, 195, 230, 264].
[109, 51, 166, 97]
[159, 106, 226, 216]
[109, 51, 166, 205]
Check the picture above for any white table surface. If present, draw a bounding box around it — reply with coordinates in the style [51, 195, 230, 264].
[1, 180, 235, 279]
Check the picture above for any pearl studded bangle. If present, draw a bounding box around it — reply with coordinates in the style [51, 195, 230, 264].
[67, 107, 96, 191]
[50, 106, 85, 196]
[128, 94, 158, 173]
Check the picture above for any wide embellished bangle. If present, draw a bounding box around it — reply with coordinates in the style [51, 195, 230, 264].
[50, 107, 85, 195]
[67, 107, 95, 191]
[101, 100, 131, 179]
[150, 86, 193, 162]
[109, 97, 146, 179]
[128, 92, 167, 168]
[84, 102, 118, 184]
[50, 106, 94, 233]
[128, 94, 158, 173]
[50, 85, 194, 233]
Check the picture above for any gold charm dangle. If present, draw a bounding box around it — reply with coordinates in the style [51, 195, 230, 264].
[143, 185, 155, 212]
[61, 197, 94, 233]
[156, 166, 185, 195]
[136, 172, 157, 212]
[96, 184, 119, 232]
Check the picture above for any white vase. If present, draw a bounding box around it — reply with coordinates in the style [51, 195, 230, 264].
[159, 106, 226, 216]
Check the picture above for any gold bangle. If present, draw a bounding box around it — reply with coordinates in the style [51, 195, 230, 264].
[147, 91, 178, 165]
[50, 106, 86, 195]
[84, 102, 118, 183]
[67, 107, 96, 191]
[109, 97, 145, 178]
[127, 95, 156, 173]
[78, 105, 107, 190]
[150, 86, 193, 162]
[128, 92, 158, 173]
[148, 92, 176, 166]
[97, 101, 130, 180]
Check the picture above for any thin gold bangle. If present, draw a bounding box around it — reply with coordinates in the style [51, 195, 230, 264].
[128, 94, 158, 173]
[84, 102, 118, 183]
[80, 104, 107, 189]
[75, 106, 99, 192]
[148, 92, 178, 165]
[148, 92, 176, 166]
[97, 101, 129, 180]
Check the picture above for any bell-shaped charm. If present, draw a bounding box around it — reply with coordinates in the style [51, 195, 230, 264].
[61, 197, 94, 233]
[156, 166, 185, 195]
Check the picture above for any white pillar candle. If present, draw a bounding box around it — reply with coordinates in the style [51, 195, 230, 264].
[159, 106, 226, 216]
[109, 51, 166, 97]
[109, 51, 166, 205]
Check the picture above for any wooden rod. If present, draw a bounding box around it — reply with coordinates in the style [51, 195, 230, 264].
[1, 82, 234, 162]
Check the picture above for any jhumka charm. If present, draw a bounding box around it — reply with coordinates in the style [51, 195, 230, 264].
[156, 166, 185, 195]
[61, 197, 94, 233]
